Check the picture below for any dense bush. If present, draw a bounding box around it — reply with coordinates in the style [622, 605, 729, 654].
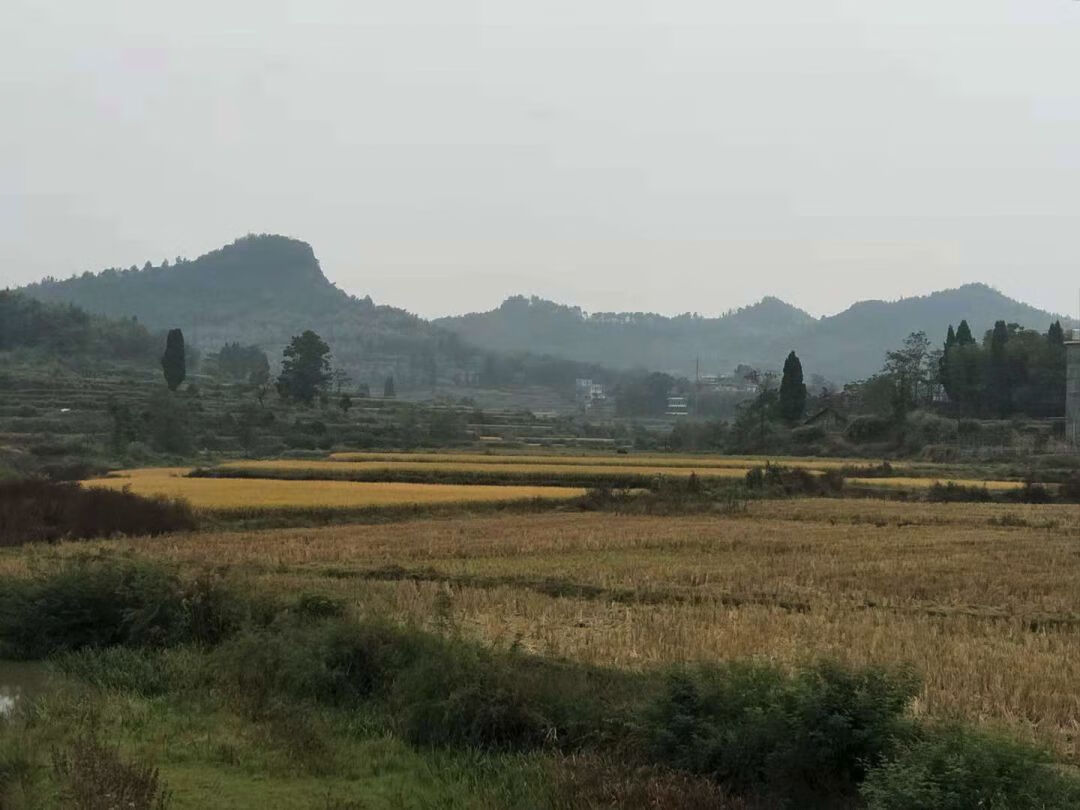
[744, 464, 844, 496]
[790, 424, 826, 444]
[903, 411, 958, 448]
[927, 482, 994, 503]
[846, 415, 893, 443]
[213, 617, 621, 751]
[646, 661, 918, 799]
[1060, 473, 1080, 503]
[861, 727, 1080, 809]
[0, 561, 248, 658]
[0, 479, 197, 546]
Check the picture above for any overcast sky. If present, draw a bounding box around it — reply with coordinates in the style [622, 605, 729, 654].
[2, 0, 1078, 319]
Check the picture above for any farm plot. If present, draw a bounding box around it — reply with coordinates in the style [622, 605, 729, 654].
[26, 497, 1080, 764]
[81, 467, 586, 511]
[214, 456, 1028, 493]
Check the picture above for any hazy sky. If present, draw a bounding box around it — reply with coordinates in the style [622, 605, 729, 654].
[2, 0, 1078, 319]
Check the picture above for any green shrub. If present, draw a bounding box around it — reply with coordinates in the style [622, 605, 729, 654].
[903, 412, 958, 450]
[846, 415, 893, 443]
[1060, 473, 1080, 503]
[646, 661, 918, 799]
[0, 561, 248, 658]
[293, 593, 346, 620]
[744, 464, 843, 497]
[212, 620, 420, 711]
[927, 482, 993, 503]
[790, 424, 826, 444]
[861, 727, 1080, 809]
[396, 641, 617, 751]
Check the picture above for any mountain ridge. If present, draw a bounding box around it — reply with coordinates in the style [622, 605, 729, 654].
[436, 283, 1070, 382]
[14, 234, 1071, 384]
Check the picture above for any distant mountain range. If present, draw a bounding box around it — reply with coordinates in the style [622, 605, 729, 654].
[16, 234, 1072, 385]
[438, 286, 1070, 382]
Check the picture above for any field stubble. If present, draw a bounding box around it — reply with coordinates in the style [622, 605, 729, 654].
[13, 497, 1080, 763]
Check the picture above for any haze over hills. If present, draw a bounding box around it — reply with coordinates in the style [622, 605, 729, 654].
[14, 233, 1072, 386]
[438, 286, 1070, 382]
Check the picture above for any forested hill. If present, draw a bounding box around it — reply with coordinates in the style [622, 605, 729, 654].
[19, 235, 469, 389]
[437, 285, 1069, 382]
[17, 234, 1070, 386]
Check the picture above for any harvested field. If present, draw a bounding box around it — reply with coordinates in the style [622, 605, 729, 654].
[19, 497, 1080, 763]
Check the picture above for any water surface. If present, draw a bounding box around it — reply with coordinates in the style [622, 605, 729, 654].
[0, 661, 48, 718]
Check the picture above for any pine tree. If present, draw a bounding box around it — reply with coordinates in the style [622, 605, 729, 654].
[940, 325, 958, 399]
[955, 320, 974, 346]
[161, 329, 186, 391]
[383, 375, 396, 399]
[276, 330, 332, 404]
[778, 351, 807, 423]
[1048, 320, 1065, 347]
[989, 320, 1011, 415]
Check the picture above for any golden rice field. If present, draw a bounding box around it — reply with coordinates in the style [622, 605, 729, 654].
[15, 497, 1080, 763]
[220, 455, 1027, 492]
[848, 475, 1026, 491]
[329, 451, 877, 470]
[219, 458, 751, 479]
[80, 467, 587, 511]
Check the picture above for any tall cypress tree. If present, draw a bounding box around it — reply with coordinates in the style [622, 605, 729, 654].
[778, 351, 807, 423]
[161, 328, 186, 391]
[1048, 320, 1065, 347]
[940, 325, 958, 400]
[989, 320, 1010, 415]
[955, 320, 974, 346]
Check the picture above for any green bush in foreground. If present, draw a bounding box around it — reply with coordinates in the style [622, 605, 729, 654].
[861, 727, 1080, 809]
[0, 560, 250, 658]
[646, 661, 918, 799]
[4, 560, 1080, 807]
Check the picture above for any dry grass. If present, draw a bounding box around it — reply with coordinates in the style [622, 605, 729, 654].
[848, 476, 1026, 491]
[79, 467, 586, 510]
[11, 497, 1080, 762]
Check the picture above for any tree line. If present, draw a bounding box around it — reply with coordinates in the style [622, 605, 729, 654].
[843, 319, 1068, 420]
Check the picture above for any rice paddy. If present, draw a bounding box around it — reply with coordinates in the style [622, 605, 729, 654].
[218, 458, 751, 479]
[80, 467, 587, 511]
[328, 451, 876, 470]
[216, 454, 1028, 493]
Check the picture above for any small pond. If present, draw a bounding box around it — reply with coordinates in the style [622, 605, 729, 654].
[0, 661, 49, 718]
